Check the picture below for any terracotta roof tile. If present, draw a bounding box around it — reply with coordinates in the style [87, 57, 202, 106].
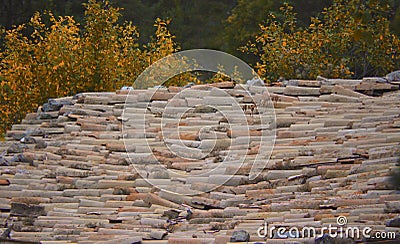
[1, 78, 400, 242]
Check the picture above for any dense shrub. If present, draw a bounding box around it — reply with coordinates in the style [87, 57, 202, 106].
[244, 0, 400, 83]
[0, 0, 181, 136]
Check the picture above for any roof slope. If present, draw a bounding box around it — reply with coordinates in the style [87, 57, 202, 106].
[0, 77, 400, 243]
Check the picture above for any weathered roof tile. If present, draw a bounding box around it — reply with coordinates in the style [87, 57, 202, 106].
[1, 77, 400, 243]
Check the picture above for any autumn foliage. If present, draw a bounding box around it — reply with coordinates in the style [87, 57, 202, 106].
[0, 0, 180, 136]
[244, 0, 400, 83]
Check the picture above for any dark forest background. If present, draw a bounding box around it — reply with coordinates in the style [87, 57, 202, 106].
[1, 0, 399, 63]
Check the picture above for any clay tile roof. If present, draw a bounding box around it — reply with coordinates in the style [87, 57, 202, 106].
[1, 76, 400, 243]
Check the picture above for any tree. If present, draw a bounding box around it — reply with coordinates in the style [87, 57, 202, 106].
[0, 0, 179, 136]
[244, 0, 400, 82]
[223, 0, 276, 62]
[223, 0, 333, 63]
